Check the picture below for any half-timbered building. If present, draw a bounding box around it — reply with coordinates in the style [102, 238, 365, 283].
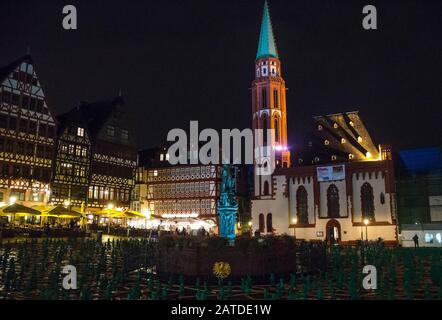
[80, 96, 137, 210]
[50, 107, 92, 208]
[0, 55, 55, 205]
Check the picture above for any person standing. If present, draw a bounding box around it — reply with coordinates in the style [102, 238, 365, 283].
[412, 234, 419, 248]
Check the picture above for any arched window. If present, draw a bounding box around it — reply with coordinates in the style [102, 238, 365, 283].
[274, 117, 280, 143]
[259, 213, 265, 233]
[261, 88, 267, 108]
[327, 184, 340, 218]
[263, 181, 270, 196]
[296, 186, 309, 224]
[266, 213, 273, 233]
[262, 114, 268, 146]
[273, 89, 279, 108]
[361, 182, 375, 220]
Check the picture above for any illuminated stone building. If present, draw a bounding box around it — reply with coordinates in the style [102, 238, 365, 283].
[0, 54, 55, 206]
[251, 2, 398, 244]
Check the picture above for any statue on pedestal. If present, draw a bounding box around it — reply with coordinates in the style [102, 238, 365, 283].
[218, 165, 238, 241]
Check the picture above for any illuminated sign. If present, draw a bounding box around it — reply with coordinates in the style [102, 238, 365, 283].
[317, 164, 345, 182]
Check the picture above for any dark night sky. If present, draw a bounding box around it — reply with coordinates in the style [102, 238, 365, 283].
[1, 0, 441, 152]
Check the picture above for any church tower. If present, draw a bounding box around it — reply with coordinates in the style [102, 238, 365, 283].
[252, 1, 290, 198]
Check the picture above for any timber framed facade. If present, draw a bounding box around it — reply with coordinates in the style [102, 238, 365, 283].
[0, 55, 55, 205]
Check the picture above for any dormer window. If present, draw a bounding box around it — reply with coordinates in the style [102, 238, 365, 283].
[317, 125, 323, 131]
[331, 155, 337, 161]
[121, 129, 129, 141]
[77, 127, 84, 137]
[349, 154, 354, 160]
[333, 123, 338, 129]
[106, 125, 115, 137]
[341, 138, 346, 144]
[324, 140, 330, 146]
[314, 157, 320, 163]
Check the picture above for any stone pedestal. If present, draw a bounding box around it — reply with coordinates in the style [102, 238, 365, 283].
[218, 205, 238, 242]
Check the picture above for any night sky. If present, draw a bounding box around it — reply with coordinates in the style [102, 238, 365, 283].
[1, 0, 441, 152]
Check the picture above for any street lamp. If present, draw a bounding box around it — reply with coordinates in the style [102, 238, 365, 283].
[364, 218, 370, 241]
[292, 217, 298, 238]
[107, 203, 114, 234]
[9, 196, 17, 205]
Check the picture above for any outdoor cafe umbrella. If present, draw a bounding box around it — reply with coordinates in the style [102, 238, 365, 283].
[34, 205, 83, 219]
[0, 203, 41, 217]
[0, 203, 41, 225]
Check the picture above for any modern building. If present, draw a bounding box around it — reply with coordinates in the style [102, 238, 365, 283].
[0, 54, 56, 206]
[396, 147, 442, 247]
[51, 96, 137, 212]
[250, 2, 398, 244]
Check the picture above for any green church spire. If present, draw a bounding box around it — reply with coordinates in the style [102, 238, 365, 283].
[256, 1, 279, 60]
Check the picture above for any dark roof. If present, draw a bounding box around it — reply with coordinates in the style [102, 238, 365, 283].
[398, 147, 442, 173]
[0, 55, 32, 82]
[78, 96, 123, 137]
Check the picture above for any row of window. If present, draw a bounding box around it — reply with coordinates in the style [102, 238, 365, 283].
[0, 90, 48, 114]
[0, 190, 45, 202]
[0, 139, 52, 159]
[258, 113, 280, 144]
[0, 115, 55, 137]
[88, 185, 130, 202]
[145, 166, 217, 182]
[60, 143, 88, 158]
[258, 213, 273, 233]
[106, 125, 129, 141]
[0, 164, 51, 180]
[292, 182, 382, 220]
[59, 163, 87, 177]
[259, 88, 280, 109]
[12, 71, 38, 86]
[152, 199, 215, 213]
[147, 182, 216, 199]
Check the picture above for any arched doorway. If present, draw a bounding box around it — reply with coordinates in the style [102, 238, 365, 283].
[325, 219, 341, 244]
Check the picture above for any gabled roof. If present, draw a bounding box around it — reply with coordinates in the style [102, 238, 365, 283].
[0, 55, 33, 82]
[256, 1, 279, 60]
[78, 96, 124, 137]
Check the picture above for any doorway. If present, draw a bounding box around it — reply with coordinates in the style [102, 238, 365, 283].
[326, 219, 341, 244]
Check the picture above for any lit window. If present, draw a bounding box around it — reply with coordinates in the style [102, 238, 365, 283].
[333, 123, 338, 129]
[425, 233, 434, 244]
[358, 136, 363, 143]
[121, 129, 129, 140]
[153, 170, 158, 177]
[106, 125, 115, 137]
[349, 154, 354, 160]
[349, 121, 354, 127]
[77, 127, 84, 137]
[331, 155, 337, 161]
[160, 154, 164, 161]
[436, 233, 442, 244]
[165, 153, 170, 161]
[341, 138, 346, 144]
[324, 140, 330, 146]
